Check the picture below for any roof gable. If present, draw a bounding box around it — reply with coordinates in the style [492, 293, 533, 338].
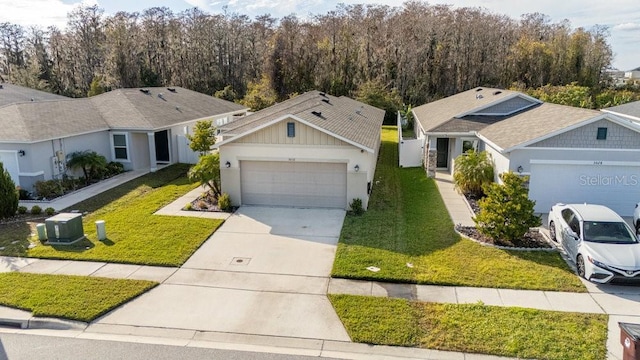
[527, 117, 640, 149]
[412, 87, 540, 133]
[216, 91, 384, 152]
[478, 104, 615, 151]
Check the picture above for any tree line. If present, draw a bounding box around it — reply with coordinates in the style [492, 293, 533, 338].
[0, 1, 615, 108]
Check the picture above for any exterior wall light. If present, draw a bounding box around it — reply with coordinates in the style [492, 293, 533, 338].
[225, 161, 231, 168]
[517, 165, 523, 174]
[354, 165, 360, 172]
[18, 150, 26, 157]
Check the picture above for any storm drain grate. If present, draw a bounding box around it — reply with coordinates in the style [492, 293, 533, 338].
[230, 257, 251, 266]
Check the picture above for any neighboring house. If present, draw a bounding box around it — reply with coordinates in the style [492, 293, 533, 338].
[0, 85, 248, 191]
[215, 91, 385, 210]
[409, 87, 640, 215]
[624, 67, 640, 85]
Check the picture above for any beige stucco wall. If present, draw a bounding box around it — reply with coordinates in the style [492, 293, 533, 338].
[219, 142, 376, 210]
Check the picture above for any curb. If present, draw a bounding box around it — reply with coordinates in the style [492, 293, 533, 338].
[27, 317, 88, 330]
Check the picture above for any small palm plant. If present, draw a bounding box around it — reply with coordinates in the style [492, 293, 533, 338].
[453, 150, 494, 197]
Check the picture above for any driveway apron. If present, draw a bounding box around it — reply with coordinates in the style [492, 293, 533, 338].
[94, 206, 350, 341]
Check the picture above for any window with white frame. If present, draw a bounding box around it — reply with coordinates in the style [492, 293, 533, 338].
[111, 133, 129, 161]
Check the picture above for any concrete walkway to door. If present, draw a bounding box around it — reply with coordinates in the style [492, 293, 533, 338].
[92, 206, 350, 341]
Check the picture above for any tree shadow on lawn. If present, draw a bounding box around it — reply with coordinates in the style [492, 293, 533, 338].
[0, 220, 41, 257]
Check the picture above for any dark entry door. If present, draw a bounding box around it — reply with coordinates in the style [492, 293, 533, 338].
[436, 138, 449, 168]
[155, 130, 170, 163]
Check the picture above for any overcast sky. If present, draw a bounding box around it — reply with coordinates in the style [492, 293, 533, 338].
[1, 0, 638, 70]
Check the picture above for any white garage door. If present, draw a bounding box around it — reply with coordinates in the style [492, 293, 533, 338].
[240, 161, 347, 208]
[0, 151, 20, 186]
[529, 161, 640, 216]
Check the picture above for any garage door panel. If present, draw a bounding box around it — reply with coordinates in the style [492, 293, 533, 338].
[240, 161, 347, 208]
[529, 163, 640, 216]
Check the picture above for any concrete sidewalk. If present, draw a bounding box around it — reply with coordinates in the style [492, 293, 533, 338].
[2, 169, 638, 360]
[433, 171, 475, 227]
[19, 170, 148, 211]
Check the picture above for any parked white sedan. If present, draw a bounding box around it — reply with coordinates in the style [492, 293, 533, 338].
[548, 203, 640, 284]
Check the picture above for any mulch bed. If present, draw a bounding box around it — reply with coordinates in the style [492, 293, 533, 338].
[459, 192, 552, 249]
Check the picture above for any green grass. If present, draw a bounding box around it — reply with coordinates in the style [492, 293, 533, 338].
[0, 164, 223, 266]
[332, 126, 585, 292]
[330, 294, 608, 360]
[0, 272, 157, 322]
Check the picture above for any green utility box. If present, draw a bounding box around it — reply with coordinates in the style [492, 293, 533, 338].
[45, 213, 85, 244]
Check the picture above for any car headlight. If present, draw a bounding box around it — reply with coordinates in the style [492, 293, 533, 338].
[587, 256, 608, 269]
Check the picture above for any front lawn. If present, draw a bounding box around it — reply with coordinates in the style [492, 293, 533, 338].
[0, 272, 157, 322]
[332, 126, 585, 292]
[330, 295, 607, 360]
[0, 165, 223, 266]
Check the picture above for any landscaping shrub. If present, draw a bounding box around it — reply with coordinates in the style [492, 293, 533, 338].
[30, 205, 42, 215]
[35, 180, 63, 199]
[18, 188, 32, 200]
[184, 202, 193, 211]
[188, 153, 222, 197]
[0, 162, 19, 219]
[105, 161, 125, 177]
[474, 172, 541, 243]
[45, 207, 55, 216]
[17, 206, 27, 214]
[218, 193, 231, 211]
[453, 150, 494, 197]
[66, 150, 107, 184]
[349, 198, 364, 216]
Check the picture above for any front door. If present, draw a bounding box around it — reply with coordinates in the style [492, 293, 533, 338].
[155, 130, 170, 163]
[436, 138, 449, 168]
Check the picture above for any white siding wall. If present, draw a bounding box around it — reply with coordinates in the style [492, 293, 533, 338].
[484, 143, 510, 182]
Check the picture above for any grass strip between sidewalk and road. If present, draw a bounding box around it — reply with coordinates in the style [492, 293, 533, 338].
[1, 164, 223, 267]
[332, 126, 585, 292]
[330, 294, 607, 360]
[0, 272, 157, 322]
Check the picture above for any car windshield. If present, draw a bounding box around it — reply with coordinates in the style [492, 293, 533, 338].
[583, 221, 638, 244]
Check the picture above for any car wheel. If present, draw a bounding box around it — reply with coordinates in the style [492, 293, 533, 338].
[636, 223, 640, 236]
[576, 255, 586, 279]
[549, 221, 557, 242]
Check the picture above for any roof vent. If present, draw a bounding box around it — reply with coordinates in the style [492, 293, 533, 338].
[319, 92, 326, 97]
[493, 91, 502, 95]
[30, 98, 34, 101]
[476, 94, 483, 99]
[167, 87, 176, 92]
[158, 93, 165, 100]
[0, 84, 3, 89]
[140, 89, 150, 94]
[311, 110, 323, 117]
[321, 98, 330, 104]
[476, 88, 483, 92]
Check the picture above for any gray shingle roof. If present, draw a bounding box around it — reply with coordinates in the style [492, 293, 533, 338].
[413, 87, 519, 132]
[0, 86, 248, 143]
[0, 83, 68, 106]
[478, 103, 602, 150]
[218, 91, 385, 151]
[603, 101, 640, 119]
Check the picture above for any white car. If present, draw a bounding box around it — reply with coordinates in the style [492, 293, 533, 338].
[634, 202, 640, 234]
[548, 203, 640, 284]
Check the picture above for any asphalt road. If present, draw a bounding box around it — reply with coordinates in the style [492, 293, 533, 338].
[0, 333, 343, 360]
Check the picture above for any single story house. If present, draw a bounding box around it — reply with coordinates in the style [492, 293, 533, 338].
[0, 84, 248, 191]
[602, 100, 640, 123]
[409, 87, 640, 215]
[215, 91, 385, 210]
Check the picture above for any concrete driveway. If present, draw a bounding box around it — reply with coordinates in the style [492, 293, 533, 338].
[94, 206, 350, 341]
